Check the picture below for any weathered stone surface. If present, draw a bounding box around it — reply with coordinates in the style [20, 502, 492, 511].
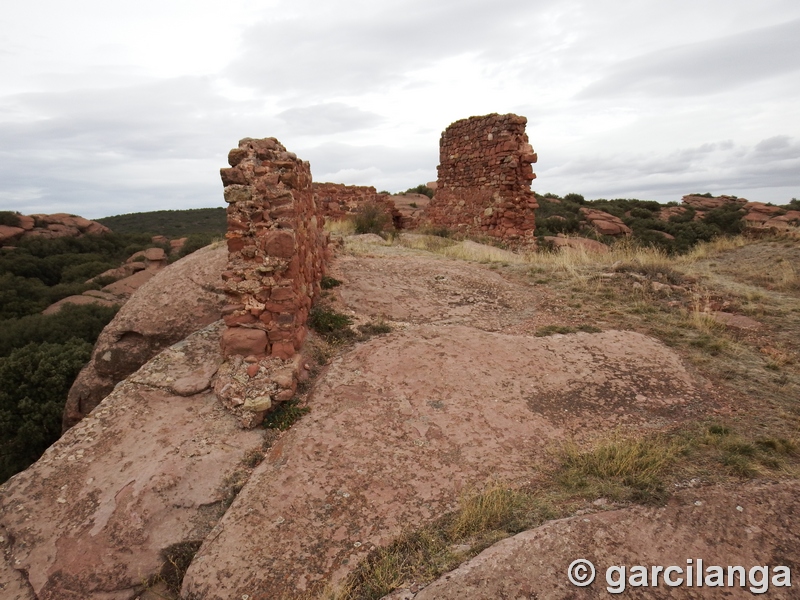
[100, 269, 161, 300]
[580, 207, 632, 236]
[182, 326, 711, 598]
[658, 205, 688, 221]
[390, 480, 800, 599]
[426, 113, 538, 245]
[682, 194, 747, 211]
[220, 328, 268, 356]
[0, 322, 265, 600]
[63, 244, 227, 430]
[143, 247, 167, 261]
[42, 293, 119, 315]
[710, 311, 763, 331]
[544, 235, 610, 253]
[0, 225, 24, 244]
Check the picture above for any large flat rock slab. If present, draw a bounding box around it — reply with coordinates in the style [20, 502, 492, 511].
[0, 322, 264, 599]
[335, 254, 537, 330]
[393, 479, 800, 599]
[182, 325, 715, 599]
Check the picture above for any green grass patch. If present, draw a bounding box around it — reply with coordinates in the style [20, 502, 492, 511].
[264, 399, 311, 431]
[321, 276, 342, 289]
[309, 307, 355, 343]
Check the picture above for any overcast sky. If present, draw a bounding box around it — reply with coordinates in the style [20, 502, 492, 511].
[1, 0, 798, 219]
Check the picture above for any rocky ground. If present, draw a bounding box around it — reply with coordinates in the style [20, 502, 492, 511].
[1, 232, 798, 599]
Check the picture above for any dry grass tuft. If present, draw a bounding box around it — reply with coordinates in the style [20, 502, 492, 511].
[558, 434, 681, 503]
[325, 218, 356, 236]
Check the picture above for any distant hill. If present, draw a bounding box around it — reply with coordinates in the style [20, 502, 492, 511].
[97, 208, 227, 237]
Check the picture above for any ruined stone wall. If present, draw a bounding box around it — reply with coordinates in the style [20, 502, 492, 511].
[426, 113, 538, 244]
[314, 182, 402, 229]
[219, 137, 328, 362]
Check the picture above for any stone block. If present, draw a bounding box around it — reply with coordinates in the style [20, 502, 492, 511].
[270, 341, 296, 360]
[221, 328, 268, 357]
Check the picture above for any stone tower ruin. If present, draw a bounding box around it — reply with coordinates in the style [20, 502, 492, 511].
[426, 113, 538, 244]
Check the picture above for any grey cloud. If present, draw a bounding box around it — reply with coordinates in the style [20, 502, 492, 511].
[277, 103, 384, 135]
[752, 135, 800, 160]
[540, 136, 800, 202]
[299, 141, 436, 176]
[0, 76, 285, 217]
[579, 17, 800, 98]
[227, 0, 547, 98]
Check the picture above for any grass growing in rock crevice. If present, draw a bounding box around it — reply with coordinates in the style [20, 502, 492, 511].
[264, 399, 312, 431]
[330, 423, 800, 600]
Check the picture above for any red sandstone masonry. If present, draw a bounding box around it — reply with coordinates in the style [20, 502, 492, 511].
[314, 182, 402, 229]
[426, 113, 538, 244]
[219, 137, 328, 362]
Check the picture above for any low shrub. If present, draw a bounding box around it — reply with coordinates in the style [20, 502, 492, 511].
[353, 204, 393, 235]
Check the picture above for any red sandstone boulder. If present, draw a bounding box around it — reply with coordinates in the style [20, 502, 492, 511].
[0, 322, 266, 599]
[658, 205, 687, 221]
[744, 202, 784, 216]
[389, 480, 800, 600]
[170, 237, 188, 254]
[17, 214, 34, 230]
[62, 244, 228, 430]
[42, 294, 118, 315]
[681, 195, 747, 211]
[181, 326, 710, 598]
[544, 235, 610, 253]
[579, 208, 632, 236]
[0, 225, 24, 244]
[0, 212, 110, 246]
[220, 327, 268, 356]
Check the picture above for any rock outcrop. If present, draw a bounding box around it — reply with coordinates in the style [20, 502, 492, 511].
[181, 324, 712, 598]
[580, 207, 632, 236]
[389, 480, 800, 599]
[681, 194, 747, 212]
[543, 235, 610, 253]
[658, 195, 800, 233]
[62, 244, 227, 430]
[0, 212, 109, 246]
[43, 246, 171, 315]
[426, 113, 538, 244]
[0, 322, 265, 599]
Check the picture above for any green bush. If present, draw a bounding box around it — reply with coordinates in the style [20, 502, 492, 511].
[321, 276, 342, 289]
[404, 184, 435, 199]
[563, 193, 585, 204]
[0, 339, 92, 481]
[0, 303, 119, 358]
[309, 307, 354, 343]
[96, 208, 227, 237]
[60, 260, 117, 283]
[353, 203, 393, 235]
[0, 211, 21, 227]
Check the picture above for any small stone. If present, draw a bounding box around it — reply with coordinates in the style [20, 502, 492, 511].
[246, 363, 259, 378]
[244, 395, 272, 412]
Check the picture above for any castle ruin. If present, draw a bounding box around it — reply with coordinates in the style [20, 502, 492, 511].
[426, 113, 538, 244]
